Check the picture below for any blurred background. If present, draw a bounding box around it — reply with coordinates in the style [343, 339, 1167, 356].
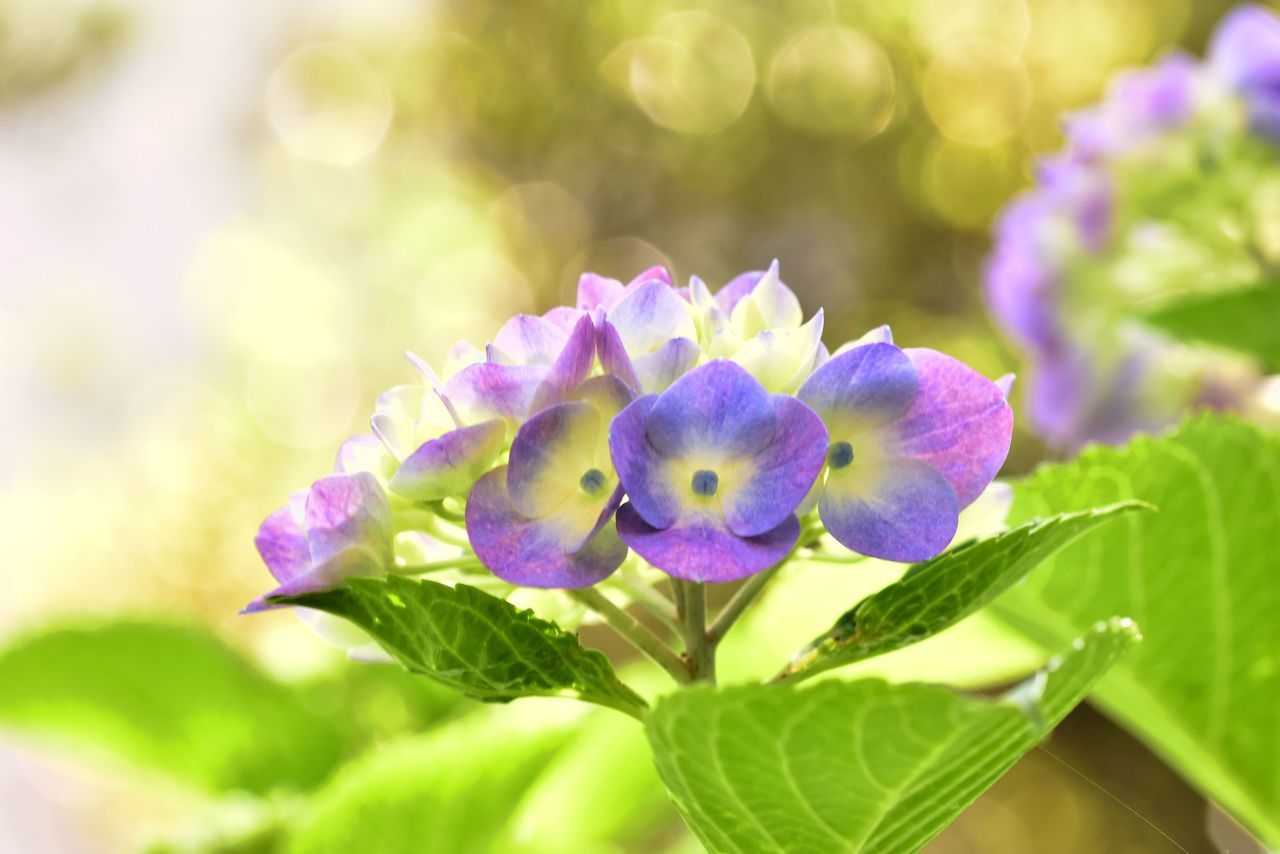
[0, 0, 1268, 850]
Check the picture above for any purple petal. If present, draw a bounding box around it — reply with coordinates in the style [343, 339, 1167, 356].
[254, 505, 309, 583]
[542, 306, 586, 333]
[819, 457, 959, 562]
[615, 504, 798, 582]
[627, 265, 673, 288]
[304, 473, 394, 569]
[721, 396, 828, 537]
[466, 467, 626, 588]
[442, 361, 546, 423]
[1210, 4, 1280, 90]
[888, 349, 1013, 508]
[715, 270, 765, 314]
[388, 419, 506, 502]
[577, 272, 627, 311]
[492, 315, 568, 365]
[507, 402, 604, 518]
[530, 313, 597, 410]
[251, 546, 388, 611]
[646, 360, 777, 458]
[609, 395, 683, 529]
[630, 337, 700, 393]
[597, 320, 643, 391]
[797, 343, 918, 430]
[607, 280, 698, 355]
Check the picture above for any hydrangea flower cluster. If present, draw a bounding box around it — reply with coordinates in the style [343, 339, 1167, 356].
[986, 4, 1280, 449]
[250, 261, 1012, 619]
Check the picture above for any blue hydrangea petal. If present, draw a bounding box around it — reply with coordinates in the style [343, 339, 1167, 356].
[530, 313, 597, 410]
[797, 342, 918, 435]
[466, 467, 626, 588]
[615, 503, 798, 582]
[818, 457, 959, 562]
[387, 418, 506, 502]
[645, 360, 777, 459]
[608, 394, 684, 530]
[720, 395, 828, 538]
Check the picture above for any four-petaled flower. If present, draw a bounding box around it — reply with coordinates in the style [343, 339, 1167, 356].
[609, 360, 829, 581]
[466, 376, 634, 587]
[796, 342, 1013, 562]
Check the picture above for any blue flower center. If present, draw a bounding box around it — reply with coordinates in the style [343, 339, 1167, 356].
[579, 468, 607, 494]
[690, 469, 719, 497]
[827, 441, 855, 469]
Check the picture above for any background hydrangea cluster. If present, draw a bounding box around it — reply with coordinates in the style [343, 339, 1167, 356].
[250, 262, 1013, 626]
[985, 3, 1280, 449]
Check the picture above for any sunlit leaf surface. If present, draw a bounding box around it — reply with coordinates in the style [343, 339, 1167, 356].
[778, 502, 1146, 682]
[993, 415, 1280, 846]
[0, 621, 344, 793]
[276, 576, 647, 717]
[1142, 284, 1280, 369]
[646, 620, 1136, 854]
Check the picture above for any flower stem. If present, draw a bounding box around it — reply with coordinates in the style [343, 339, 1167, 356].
[707, 564, 781, 643]
[681, 582, 716, 684]
[569, 587, 693, 686]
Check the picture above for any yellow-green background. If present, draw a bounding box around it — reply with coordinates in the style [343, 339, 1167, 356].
[0, 0, 1266, 850]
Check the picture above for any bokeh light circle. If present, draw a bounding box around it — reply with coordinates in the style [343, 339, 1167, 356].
[767, 26, 896, 141]
[267, 42, 393, 165]
[623, 12, 755, 135]
[922, 42, 1030, 146]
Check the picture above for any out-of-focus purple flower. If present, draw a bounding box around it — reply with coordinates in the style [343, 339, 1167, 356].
[1209, 4, 1280, 139]
[1064, 53, 1199, 157]
[466, 376, 633, 587]
[609, 361, 828, 582]
[796, 343, 1012, 562]
[246, 472, 393, 611]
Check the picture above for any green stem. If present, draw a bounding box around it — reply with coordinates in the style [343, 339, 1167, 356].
[616, 578, 682, 636]
[681, 582, 715, 684]
[569, 588, 692, 686]
[707, 564, 782, 643]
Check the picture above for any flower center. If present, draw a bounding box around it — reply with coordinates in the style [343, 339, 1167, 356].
[690, 469, 719, 497]
[579, 468, 607, 494]
[827, 441, 855, 469]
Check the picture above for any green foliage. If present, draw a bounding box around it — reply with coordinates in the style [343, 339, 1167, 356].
[778, 503, 1146, 682]
[288, 709, 575, 854]
[0, 621, 344, 794]
[275, 576, 647, 718]
[646, 620, 1137, 854]
[1142, 283, 1280, 369]
[992, 415, 1280, 846]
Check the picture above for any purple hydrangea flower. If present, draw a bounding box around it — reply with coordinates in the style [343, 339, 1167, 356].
[609, 360, 828, 582]
[1209, 4, 1280, 139]
[246, 472, 393, 611]
[465, 376, 634, 587]
[796, 342, 1013, 562]
[598, 278, 701, 393]
[443, 312, 597, 425]
[1063, 53, 1199, 158]
[577, 265, 674, 312]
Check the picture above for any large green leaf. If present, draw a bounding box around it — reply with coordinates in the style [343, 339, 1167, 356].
[777, 502, 1145, 682]
[275, 576, 646, 718]
[0, 621, 344, 794]
[992, 415, 1280, 846]
[646, 620, 1137, 854]
[288, 706, 575, 854]
[1142, 283, 1280, 368]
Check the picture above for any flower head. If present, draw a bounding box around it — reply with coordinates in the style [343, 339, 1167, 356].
[797, 343, 1013, 562]
[246, 472, 393, 611]
[609, 360, 828, 581]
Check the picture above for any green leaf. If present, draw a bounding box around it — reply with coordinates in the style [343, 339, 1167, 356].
[0, 621, 344, 794]
[288, 706, 576, 854]
[777, 502, 1146, 682]
[1141, 283, 1280, 368]
[275, 576, 647, 718]
[991, 415, 1280, 847]
[646, 620, 1137, 854]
